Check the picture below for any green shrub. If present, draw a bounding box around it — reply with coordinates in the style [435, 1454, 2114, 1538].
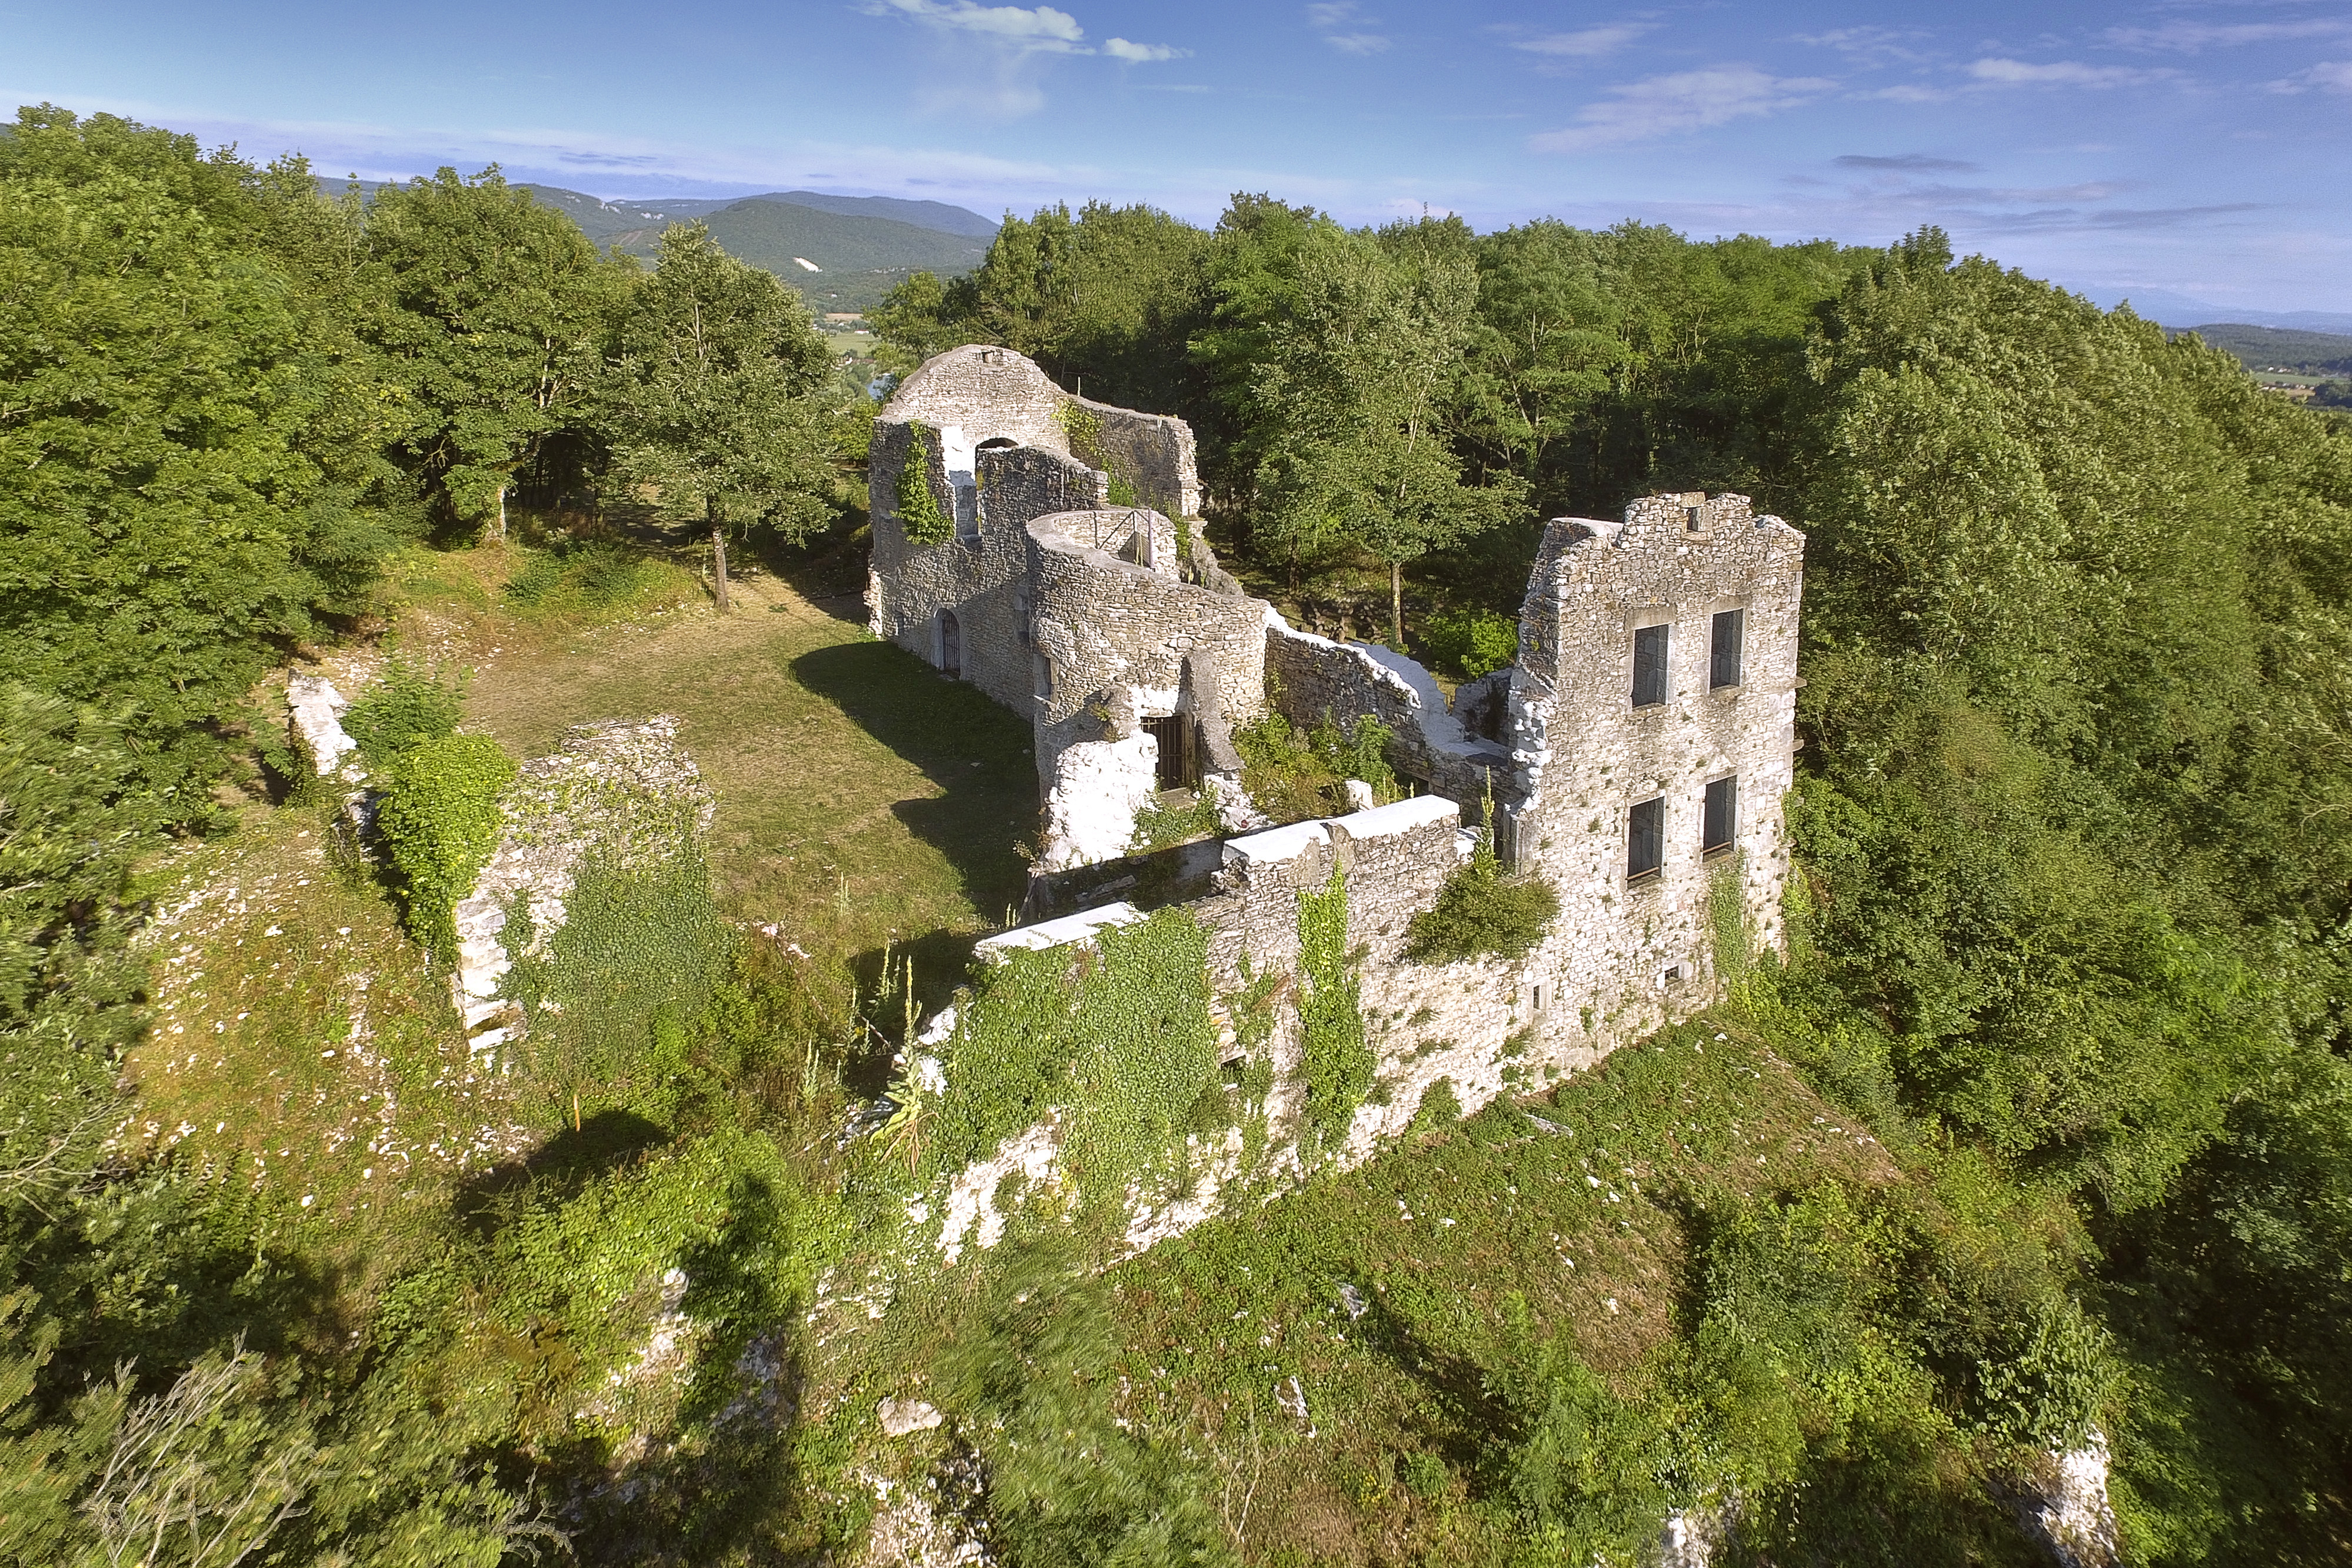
[375, 732, 515, 963]
[1128, 793, 1222, 852]
[1420, 605, 1519, 679]
[503, 541, 648, 613]
[1407, 825, 1558, 963]
[1233, 709, 1398, 825]
[342, 660, 463, 772]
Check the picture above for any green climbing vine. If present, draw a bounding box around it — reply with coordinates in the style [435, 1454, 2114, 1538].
[501, 839, 727, 1115]
[375, 732, 516, 965]
[1055, 401, 1140, 508]
[1297, 862, 1372, 1156]
[896, 421, 952, 545]
[1707, 852, 1754, 989]
[925, 908, 1220, 1219]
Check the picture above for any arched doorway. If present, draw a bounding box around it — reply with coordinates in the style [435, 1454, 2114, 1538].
[940, 609, 961, 677]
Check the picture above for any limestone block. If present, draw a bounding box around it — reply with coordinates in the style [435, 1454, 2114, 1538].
[286, 672, 361, 781]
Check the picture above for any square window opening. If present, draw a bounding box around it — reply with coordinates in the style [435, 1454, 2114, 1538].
[1710, 608, 1744, 689]
[1703, 776, 1737, 858]
[1631, 624, 1670, 708]
[1627, 796, 1665, 881]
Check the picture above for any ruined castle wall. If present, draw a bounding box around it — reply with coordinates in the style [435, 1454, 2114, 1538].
[1026, 513, 1267, 735]
[978, 444, 1108, 535]
[1501, 492, 1805, 1062]
[865, 421, 1036, 711]
[1264, 625, 1520, 811]
[1194, 796, 1594, 1161]
[881, 345, 1071, 453]
[1072, 397, 1202, 520]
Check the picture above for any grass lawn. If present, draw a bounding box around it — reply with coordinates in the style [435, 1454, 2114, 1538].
[395, 536, 1041, 983]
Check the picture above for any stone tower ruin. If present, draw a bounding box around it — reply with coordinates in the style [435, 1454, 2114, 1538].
[869, 345, 1805, 1117]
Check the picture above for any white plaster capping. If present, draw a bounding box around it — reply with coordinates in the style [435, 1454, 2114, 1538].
[1040, 732, 1159, 872]
[1348, 642, 1488, 760]
[974, 900, 1145, 962]
[286, 672, 361, 781]
[1223, 795, 1462, 868]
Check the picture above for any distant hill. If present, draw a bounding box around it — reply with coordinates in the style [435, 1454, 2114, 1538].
[2068, 281, 2352, 335]
[607, 198, 991, 278]
[315, 177, 996, 311]
[2176, 322, 2352, 376]
[515, 186, 997, 249]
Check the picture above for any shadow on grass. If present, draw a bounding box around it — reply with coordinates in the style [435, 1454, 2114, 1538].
[789, 638, 1038, 926]
[451, 1109, 671, 1239]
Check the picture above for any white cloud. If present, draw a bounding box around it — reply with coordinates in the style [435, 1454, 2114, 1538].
[1529, 65, 1835, 153]
[869, 0, 1085, 48]
[2107, 18, 2352, 54]
[1513, 23, 1653, 59]
[1307, 2, 1390, 55]
[1793, 26, 1930, 66]
[2270, 59, 2352, 94]
[1105, 37, 1187, 62]
[1967, 58, 2170, 88]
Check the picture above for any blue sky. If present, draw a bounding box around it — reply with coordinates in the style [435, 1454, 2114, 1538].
[9, 1, 2351, 311]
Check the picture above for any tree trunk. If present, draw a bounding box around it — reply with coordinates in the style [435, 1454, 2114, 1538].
[711, 522, 731, 613]
[1391, 560, 1404, 649]
[495, 486, 507, 542]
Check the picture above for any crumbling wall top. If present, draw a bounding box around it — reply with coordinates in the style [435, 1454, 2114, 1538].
[881, 343, 1071, 453]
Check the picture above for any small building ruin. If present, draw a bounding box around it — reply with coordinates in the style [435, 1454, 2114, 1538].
[869, 344, 1804, 1085]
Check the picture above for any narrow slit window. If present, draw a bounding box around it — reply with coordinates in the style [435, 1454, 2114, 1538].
[1703, 776, 1737, 856]
[1628, 796, 1665, 880]
[1631, 624, 1669, 708]
[1710, 608, 1744, 689]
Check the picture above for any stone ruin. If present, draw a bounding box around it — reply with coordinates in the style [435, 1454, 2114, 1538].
[869, 345, 1807, 1103]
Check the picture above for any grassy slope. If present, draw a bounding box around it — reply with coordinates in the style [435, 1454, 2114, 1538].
[1114, 1022, 1900, 1560]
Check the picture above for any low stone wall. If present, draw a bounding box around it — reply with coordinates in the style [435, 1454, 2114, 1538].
[920, 792, 1604, 1266]
[450, 717, 714, 1060]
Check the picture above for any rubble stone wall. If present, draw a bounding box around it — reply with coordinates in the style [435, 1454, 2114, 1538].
[1071, 396, 1202, 520]
[1498, 492, 1805, 1063]
[1264, 625, 1520, 810]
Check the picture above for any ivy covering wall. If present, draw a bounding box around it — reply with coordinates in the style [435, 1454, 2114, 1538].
[1298, 862, 1372, 1155]
[924, 908, 1220, 1220]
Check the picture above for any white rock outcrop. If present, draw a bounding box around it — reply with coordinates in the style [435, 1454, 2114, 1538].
[286, 673, 362, 781]
[2015, 1430, 2121, 1568]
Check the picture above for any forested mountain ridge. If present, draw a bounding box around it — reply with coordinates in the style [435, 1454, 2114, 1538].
[5, 102, 2352, 1567]
[2174, 321, 2352, 375]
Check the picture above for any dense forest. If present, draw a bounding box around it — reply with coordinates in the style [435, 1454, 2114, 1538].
[4, 101, 2351, 1565]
